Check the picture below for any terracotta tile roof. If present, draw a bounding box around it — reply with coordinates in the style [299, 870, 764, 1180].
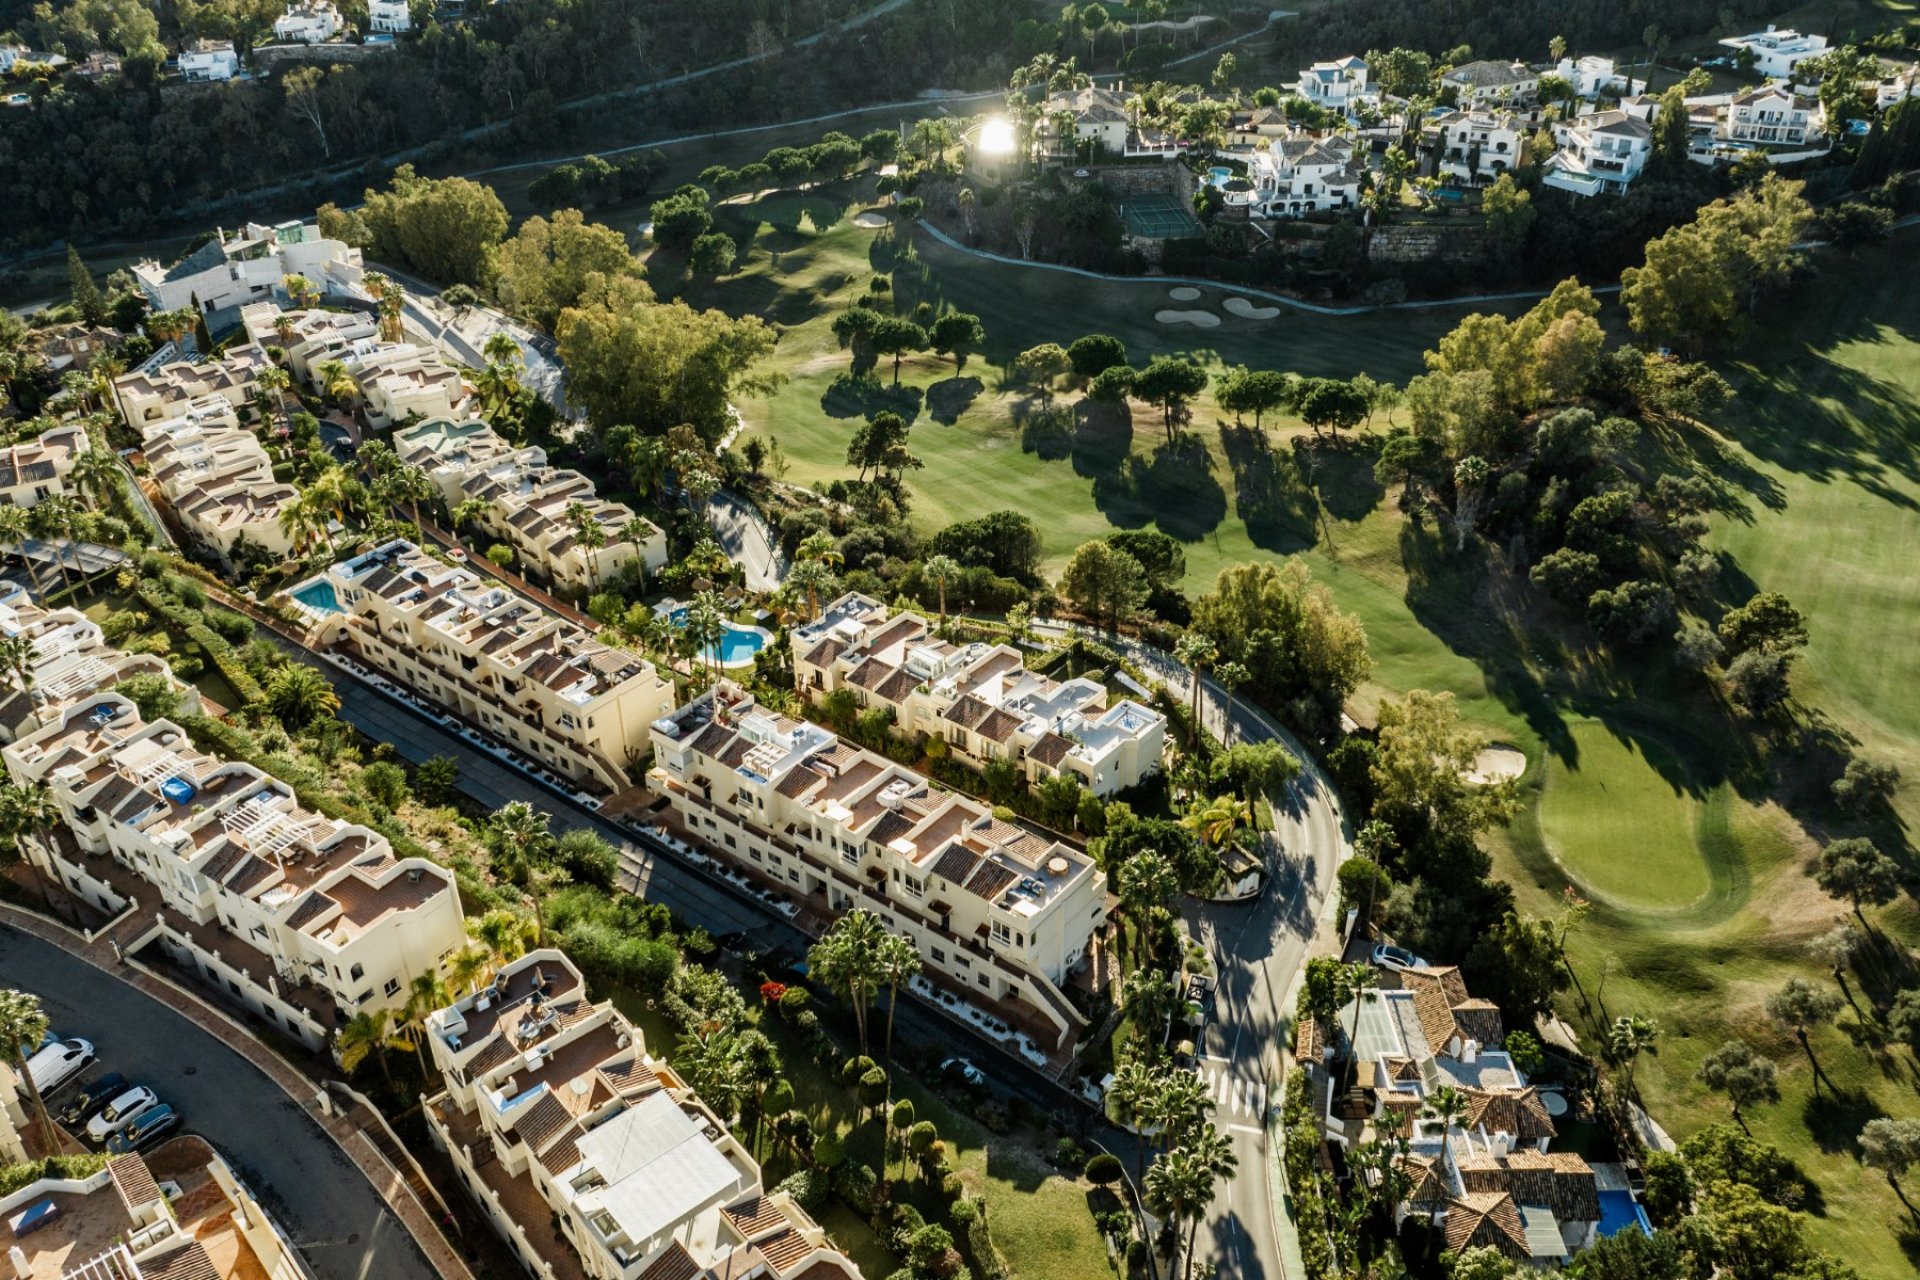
[777, 765, 826, 800]
[1294, 1015, 1324, 1064]
[508, 1090, 574, 1153]
[1385, 1056, 1422, 1082]
[538, 1130, 583, 1175]
[875, 668, 921, 703]
[868, 810, 917, 847]
[801, 638, 845, 668]
[1451, 997, 1504, 1047]
[847, 658, 897, 691]
[975, 707, 1023, 744]
[141, 1242, 220, 1280]
[1444, 1191, 1529, 1259]
[108, 1153, 161, 1211]
[758, 1228, 813, 1271]
[1401, 965, 1471, 1054]
[639, 1242, 702, 1280]
[223, 854, 275, 895]
[723, 1195, 789, 1240]
[964, 859, 1017, 901]
[468, 1032, 518, 1076]
[688, 722, 735, 757]
[942, 694, 993, 728]
[598, 1055, 661, 1097]
[1463, 1086, 1557, 1144]
[932, 844, 982, 886]
[1027, 732, 1074, 767]
[1398, 1153, 1448, 1207]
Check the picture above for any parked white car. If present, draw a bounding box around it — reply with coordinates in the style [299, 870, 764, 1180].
[1372, 943, 1427, 973]
[86, 1086, 158, 1144]
[20, 1038, 94, 1097]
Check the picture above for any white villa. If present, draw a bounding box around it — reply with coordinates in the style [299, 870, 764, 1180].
[792, 592, 1166, 797]
[272, 0, 342, 43]
[239, 301, 379, 385]
[1246, 131, 1366, 217]
[424, 949, 864, 1280]
[0, 587, 185, 745]
[1292, 56, 1378, 117]
[334, 337, 473, 429]
[1441, 59, 1539, 107]
[394, 417, 668, 591]
[1544, 110, 1654, 196]
[1719, 26, 1829, 79]
[1720, 85, 1824, 146]
[178, 39, 239, 81]
[111, 344, 272, 432]
[132, 221, 362, 329]
[141, 410, 298, 570]
[0, 423, 92, 512]
[1549, 55, 1640, 100]
[1426, 108, 1526, 184]
[648, 681, 1104, 1051]
[1034, 84, 1180, 158]
[368, 0, 413, 32]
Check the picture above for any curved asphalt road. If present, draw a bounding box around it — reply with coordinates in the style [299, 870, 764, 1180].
[0, 925, 436, 1280]
[1036, 621, 1350, 1280]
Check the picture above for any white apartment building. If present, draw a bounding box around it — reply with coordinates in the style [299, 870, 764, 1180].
[178, 39, 239, 81]
[1719, 26, 1829, 79]
[240, 301, 379, 384]
[0, 422, 90, 511]
[273, 0, 342, 42]
[1720, 85, 1823, 145]
[306, 540, 674, 792]
[1425, 108, 1526, 184]
[1293, 56, 1374, 112]
[1544, 110, 1654, 196]
[649, 682, 1104, 1049]
[424, 950, 863, 1280]
[6, 692, 465, 1051]
[112, 344, 271, 432]
[141, 415, 297, 570]
[0, 586, 188, 744]
[335, 337, 472, 429]
[793, 593, 1165, 798]
[1247, 132, 1367, 216]
[0, 1140, 310, 1280]
[368, 0, 413, 32]
[1441, 59, 1538, 107]
[395, 418, 668, 591]
[132, 221, 362, 328]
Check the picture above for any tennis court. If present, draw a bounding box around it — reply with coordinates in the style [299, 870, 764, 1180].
[1119, 192, 1201, 239]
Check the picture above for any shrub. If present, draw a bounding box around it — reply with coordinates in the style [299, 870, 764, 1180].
[775, 1168, 829, 1213]
[1085, 1152, 1123, 1186]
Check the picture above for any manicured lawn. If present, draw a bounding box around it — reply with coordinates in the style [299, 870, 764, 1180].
[685, 188, 1920, 1274]
[1537, 721, 1714, 912]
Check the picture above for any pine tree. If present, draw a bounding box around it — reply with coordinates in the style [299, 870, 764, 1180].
[1850, 117, 1890, 189]
[67, 246, 106, 326]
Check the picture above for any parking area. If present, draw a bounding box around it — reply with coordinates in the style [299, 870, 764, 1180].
[1, 923, 437, 1280]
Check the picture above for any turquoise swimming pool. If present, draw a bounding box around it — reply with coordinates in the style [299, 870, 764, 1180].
[290, 580, 341, 614]
[666, 605, 771, 668]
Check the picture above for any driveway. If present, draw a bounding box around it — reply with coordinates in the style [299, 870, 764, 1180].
[0, 925, 437, 1280]
[707, 491, 786, 591]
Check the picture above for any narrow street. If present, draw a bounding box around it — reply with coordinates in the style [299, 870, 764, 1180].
[0, 925, 439, 1280]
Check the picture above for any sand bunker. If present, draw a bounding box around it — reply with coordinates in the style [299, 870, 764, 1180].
[1155, 309, 1221, 327]
[1466, 746, 1527, 785]
[1168, 286, 1203, 301]
[1223, 296, 1281, 320]
[852, 211, 890, 229]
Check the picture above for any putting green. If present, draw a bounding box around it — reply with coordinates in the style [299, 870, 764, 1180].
[1539, 722, 1713, 911]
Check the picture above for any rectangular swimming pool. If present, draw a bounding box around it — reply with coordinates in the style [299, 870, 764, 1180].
[1595, 1189, 1650, 1238]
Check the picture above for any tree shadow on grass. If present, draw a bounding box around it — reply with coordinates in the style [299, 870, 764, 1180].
[926, 376, 982, 425]
[1134, 434, 1227, 542]
[1726, 348, 1920, 504]
[1219, 424, 1315, 555]
[1298, 434, 1387, 523]
[821, 372, 922, 424]
[1800, 1084, 1886, 1155]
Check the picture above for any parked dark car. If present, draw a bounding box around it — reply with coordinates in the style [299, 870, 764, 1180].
[106, 1105, 180, 1154]
[58, 1074, 128, 1127]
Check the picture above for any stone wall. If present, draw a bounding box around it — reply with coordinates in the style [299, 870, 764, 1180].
[251, 41, 397, 71]
[1365, 223, 1484, 263]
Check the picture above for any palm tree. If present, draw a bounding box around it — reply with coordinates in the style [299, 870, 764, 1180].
[27, 497, 76, 591]
[876, 932, 921, 1063]
[1122, 967, 1178, 1045]
[316, 359, 357, 409]
[486, 800, 556, 887]
[0, 781, 63, 910]
[255, 365, 293, 434]
[483, 331, 521, 367]
[1608, 1015, 1659, 1098]
[452, 495, 490, 535]
[388, 463, 436, 537]
[447, 945, 490, 994]
[922, 554, 961, 629]
[567, 502, 608, 593]
[401, 971, 450, 1047]
[472, 908, 534, 976]
[787, 558, 835, 622]
[0, 632, 39, 724]
[264, 663, 341, 728]
[684, 591, 729, 681]
[281, 274, 319, 308]
[1421, 1085, 1469, 1177]
[1213, 660, 1250, 743]
[0, 988, 56, 1150]
[0, 506, 42, 598]
[69, 434, 123, 512]
[1173, 632, 1217, 744]
[619, 515, 657, 561]
[808, 909, 888, 1053]
[336, 1008, 413, 1085]
[1106, 1056, 1158, 1197]
[472, 361, 524, 428]
[1182, 795, 1249, 850]
[272, 313, 298, 351]
[1153, 1127, 1239, 1280]
[1117, 851, 1177, 966]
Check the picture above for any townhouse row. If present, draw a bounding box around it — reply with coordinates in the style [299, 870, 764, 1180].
[423, 948, 863, 1280]
[0, 590, 467, 1052]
